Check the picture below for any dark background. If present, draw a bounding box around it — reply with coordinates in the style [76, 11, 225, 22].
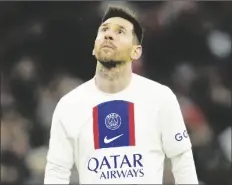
[1, 1, 231, 184]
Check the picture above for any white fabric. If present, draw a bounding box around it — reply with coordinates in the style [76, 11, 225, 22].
[171, 149, 198, 184]
[44, 73, 198, 184]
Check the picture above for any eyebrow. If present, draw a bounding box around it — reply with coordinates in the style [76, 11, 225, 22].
[101, 23, 109, 27]
[100, 23, 127, 31]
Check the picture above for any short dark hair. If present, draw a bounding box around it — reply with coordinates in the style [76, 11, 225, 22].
[101, 6, 143, 44]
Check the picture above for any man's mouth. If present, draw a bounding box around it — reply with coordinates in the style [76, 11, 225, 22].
[101, 43, 115, 49]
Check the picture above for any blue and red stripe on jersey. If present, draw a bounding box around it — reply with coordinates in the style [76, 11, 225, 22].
[93, 100, 135, 149]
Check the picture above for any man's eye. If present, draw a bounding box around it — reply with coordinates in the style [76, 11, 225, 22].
[117, 29, 124, 34]
[101, 27, 108, 32]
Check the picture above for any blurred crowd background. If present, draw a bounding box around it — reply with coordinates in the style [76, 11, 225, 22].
[1, 1, 231, 185]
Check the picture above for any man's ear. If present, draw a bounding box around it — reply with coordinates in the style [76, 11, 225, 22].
[131, 45, 142, 61]
[92, 49, 95, 56]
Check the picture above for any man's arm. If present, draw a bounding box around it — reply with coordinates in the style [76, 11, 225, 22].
[44, 99, 74, 184]
[160, 87, 198, 184]
[171, 149, 198, 184]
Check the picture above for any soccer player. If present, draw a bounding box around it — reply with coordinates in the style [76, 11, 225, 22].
[44, 6, 199, 184]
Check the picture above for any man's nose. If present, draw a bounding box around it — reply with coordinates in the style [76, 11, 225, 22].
[104, 31, 114, 40]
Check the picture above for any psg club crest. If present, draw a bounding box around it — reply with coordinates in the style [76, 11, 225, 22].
[93, 100, 135, 149]
[105, 113, 122, 130]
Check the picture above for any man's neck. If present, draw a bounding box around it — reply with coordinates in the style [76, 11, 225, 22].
[95, 61, 133, 94]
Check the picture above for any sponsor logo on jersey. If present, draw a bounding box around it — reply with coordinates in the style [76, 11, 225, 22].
[93, 100, 135, 149]
[175, 129, 189, 141]
[104, 134, 124, 144]
[87, 153, 144, 180]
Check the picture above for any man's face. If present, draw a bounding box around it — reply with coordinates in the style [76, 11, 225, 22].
[93, 17, 136, 63]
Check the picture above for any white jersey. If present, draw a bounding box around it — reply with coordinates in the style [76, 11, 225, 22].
[44, 73, 194, 184]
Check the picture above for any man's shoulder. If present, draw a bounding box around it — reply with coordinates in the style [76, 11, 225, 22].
[133, 74, 178, 110]
[133, 73, 173, 96]
[58, 78, 94, 105]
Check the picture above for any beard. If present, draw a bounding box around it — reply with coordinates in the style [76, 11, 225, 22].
[95, 48, 126, 69]
[98, 60, 123, 69]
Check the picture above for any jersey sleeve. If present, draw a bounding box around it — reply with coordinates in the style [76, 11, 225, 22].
[44, 99, 74, 184]
[171, 149, 199, 184]
[160, 87, 192, 158]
